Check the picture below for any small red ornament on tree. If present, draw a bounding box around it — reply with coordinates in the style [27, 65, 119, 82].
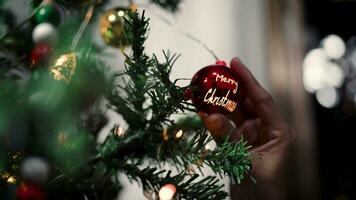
[30, 43, 52, 67]
[183, 87, 193, 100]
[188, 60, 240, 114]
[16, 183, 45, 200]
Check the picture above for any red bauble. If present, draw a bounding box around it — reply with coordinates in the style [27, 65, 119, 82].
[16, 183, 45, 200]
[183, 87, 193, 100]
[190, 61, 240, 114]
[30, 43, 52, 67]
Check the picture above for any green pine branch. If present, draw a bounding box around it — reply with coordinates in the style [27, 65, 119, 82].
[203, 138, 253, 184]
[121, 163, 229, 200]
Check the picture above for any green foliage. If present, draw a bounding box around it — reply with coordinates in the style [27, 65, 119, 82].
[204, 137, 253, 184]
[122, 164, 228, 199]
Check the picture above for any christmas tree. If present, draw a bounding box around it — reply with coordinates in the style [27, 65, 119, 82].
[0, 0, 252, 199]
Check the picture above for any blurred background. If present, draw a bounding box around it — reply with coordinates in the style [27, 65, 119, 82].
[3, 0, 356, 199]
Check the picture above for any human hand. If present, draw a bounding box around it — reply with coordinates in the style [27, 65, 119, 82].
[199, 58, 295, 200]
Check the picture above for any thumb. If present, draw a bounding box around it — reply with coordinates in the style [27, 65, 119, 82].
[199, 112, 235, 144]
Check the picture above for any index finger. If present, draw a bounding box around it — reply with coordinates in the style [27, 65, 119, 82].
[230, 58, 284, 127]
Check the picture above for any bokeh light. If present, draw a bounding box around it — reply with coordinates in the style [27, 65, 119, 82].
[321, 34, 346, 59]
[303, 48, 329, 70]
[303, 64, 325, 93]
[323, 62, 344, 88]
[316, 86, 340, 108]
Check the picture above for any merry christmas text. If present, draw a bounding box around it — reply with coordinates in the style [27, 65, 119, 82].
[203, 73, 238, 112]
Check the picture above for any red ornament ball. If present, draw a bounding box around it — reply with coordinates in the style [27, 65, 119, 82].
[16, 183, 45, 200]
[190, 61, 240, 114]
[30, 43, 52, 67]
[183, 87, 193, 100]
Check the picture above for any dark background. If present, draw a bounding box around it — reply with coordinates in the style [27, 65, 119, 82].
[304, 0, 356, 199]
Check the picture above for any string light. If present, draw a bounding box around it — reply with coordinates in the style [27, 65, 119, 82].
[108, 14, 116, 22]
[175, 129, 183, 139]
[114, 126, 125, 136]
[7, 176, 16, 184]
[159, 184, 176, 200]
[0, 172, 17, 185]
[205, 144, 211, 151]
[117, 10, 125, 17]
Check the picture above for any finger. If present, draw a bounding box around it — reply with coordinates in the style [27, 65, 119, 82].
[228, 97, 257, 126]
[200, 113, 235, 144]
[227, 105, 247, 128]
[230, 58, 283, 127]
[232, 119, 260, 146]
[200, 113, 261, 146]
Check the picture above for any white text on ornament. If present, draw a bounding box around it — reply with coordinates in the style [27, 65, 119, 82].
[203, 88, 237, 112]
[215, 74, 238, 94]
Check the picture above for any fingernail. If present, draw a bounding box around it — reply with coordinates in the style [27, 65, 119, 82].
[206, 115, 224, 132]
[230, 57, 241, 69]
[233, 57, 241, 62]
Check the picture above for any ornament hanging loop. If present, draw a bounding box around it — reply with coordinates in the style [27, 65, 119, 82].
[70, 0, 96, 50]
[147, 9, 220, 61]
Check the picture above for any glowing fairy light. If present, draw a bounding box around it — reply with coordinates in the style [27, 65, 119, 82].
[115, 126, 125, 136]
[7, 176, 16, 184]
[175, 130, 183, 139]
[0, 172, 17, 185]
[159, 184, 176, 200]
[108, 14, 116, 22]
[117, 10, 125, 17]
[205, 144, 211, 151]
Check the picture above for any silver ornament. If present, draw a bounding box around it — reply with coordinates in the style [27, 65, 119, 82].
[21, 157, 50, 185]
[32, 23, 58, 45]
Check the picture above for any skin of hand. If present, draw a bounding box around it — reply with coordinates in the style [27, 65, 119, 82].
[199, 58, 296, 200]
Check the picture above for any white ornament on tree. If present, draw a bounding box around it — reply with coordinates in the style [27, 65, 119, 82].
[32, 23, 57, 45]
[21, 157, 50, 185]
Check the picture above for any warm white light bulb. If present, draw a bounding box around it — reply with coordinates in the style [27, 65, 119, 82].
[115, 126, 125, 136]
[108, 14, 116, 22]
[117, 10, 125, 17]
[175, 130, 183, 139]
[159, 184, 176, 200]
